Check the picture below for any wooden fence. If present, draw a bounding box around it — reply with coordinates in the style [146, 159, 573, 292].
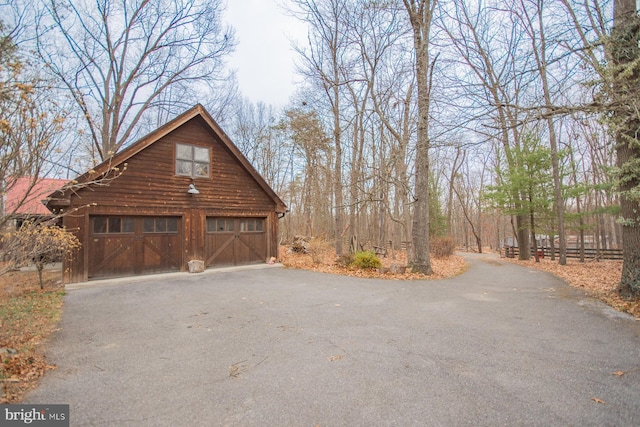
[502, 246, 623, 261]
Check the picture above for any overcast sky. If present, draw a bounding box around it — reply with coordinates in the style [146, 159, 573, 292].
[224, 0, 307, 108]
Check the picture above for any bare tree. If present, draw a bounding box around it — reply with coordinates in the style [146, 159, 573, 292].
[36, 0, 235, 160]
[1, 220, 80, 287]
[281, 108, 333, 237]
[608, 0, 640, 296]
[561, 0, 640, 295]
[517, 0, 569, 264]
[0, 21, 69, 229]
[402, 0, 438, 274]
[353, 2, 415, 249]
[442, 0, 535, 259]
[290, 0, 351, 255]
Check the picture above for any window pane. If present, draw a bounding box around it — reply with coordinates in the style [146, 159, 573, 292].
[176, 144, 210, 178]
[208, 218, 236, 232]
[167, 218, 178, 233]
[143, 218, 154, 233]
[156, 218, 166, 232]
[176, 160, 192, 176]
[248, 220, 255, 232]
[122, 218, 135, 233]
[176, 143, 192, 160]
[239, 220, 247, 232]
[193, 146, 209, 162]
[256, 220, 264, 232]
[194, 162, 209, 178]
[108, 217, 121, 233]
[93, 217, 107, 234]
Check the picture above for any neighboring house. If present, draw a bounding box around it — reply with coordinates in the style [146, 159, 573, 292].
[3, 177, 68, 228]
[46, 105, 287, 283]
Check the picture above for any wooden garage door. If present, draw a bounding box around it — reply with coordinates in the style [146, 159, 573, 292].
[204, 217, 267, 267]
[89, 216, 182, 279]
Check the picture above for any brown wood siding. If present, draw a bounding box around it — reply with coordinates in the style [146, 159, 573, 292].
[62, 208, 87, 283]
[67, 118, 276, 212]
[60, 114, 283, 283]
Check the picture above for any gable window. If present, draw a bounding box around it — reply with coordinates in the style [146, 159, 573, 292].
[176, 143, 210, 178]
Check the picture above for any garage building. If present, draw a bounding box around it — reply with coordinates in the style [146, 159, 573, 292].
[46, 105, 287, 283]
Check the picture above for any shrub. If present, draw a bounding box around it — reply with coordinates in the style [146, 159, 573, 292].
[308, 237, 332, 264]
[430, 236, 456, 258]
[351, 251, 382, 270]
[1, 220, 80, 288]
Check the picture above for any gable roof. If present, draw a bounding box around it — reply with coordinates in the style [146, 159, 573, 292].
[48, 104, 287, 213]
[5, 177, 69, 216]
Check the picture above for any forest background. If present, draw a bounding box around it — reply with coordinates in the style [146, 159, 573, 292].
[1, 0, 639, 295]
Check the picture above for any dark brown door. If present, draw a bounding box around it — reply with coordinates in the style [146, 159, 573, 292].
[89, 216, 182, 279]
[204, 217, 267, 267]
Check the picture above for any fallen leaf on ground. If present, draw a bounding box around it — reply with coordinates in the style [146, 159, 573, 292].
[592, 397, 605, 404]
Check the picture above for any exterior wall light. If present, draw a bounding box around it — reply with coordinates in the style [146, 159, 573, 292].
[187, 183, 200, 195]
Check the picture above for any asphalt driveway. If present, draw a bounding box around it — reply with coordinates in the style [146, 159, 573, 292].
[25, 253, 640, 426]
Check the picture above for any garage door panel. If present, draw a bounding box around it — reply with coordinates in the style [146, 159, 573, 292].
[205, 233, 235, 266]
[90, 237, 137, 277]
[89, 216, 182, 279]
[143, 234, 181, 271]
[205, 217, 266, 267]
[237, 234, 266, 262]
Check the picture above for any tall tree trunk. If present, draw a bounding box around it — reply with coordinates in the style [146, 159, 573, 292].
[447, 147, 464, 234]
[519, 0, 567, 264]
[530, 208, 539, 263]
[453, 181, 482, 253]
[569, 147, 586, 262]
[332, 55, 344, 256]
[611, 0, 640, 297]
[403, 0, 436, 275]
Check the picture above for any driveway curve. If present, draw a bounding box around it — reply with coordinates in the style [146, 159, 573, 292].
[26, 253, 640, 426]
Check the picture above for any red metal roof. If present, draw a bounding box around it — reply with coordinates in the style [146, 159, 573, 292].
[5, 177, 68, 215]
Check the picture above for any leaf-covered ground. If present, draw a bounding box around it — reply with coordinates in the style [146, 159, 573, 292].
[504, 256, 640, 318]
[279, 246, 466, 280]
[0, 270, 63, 403]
